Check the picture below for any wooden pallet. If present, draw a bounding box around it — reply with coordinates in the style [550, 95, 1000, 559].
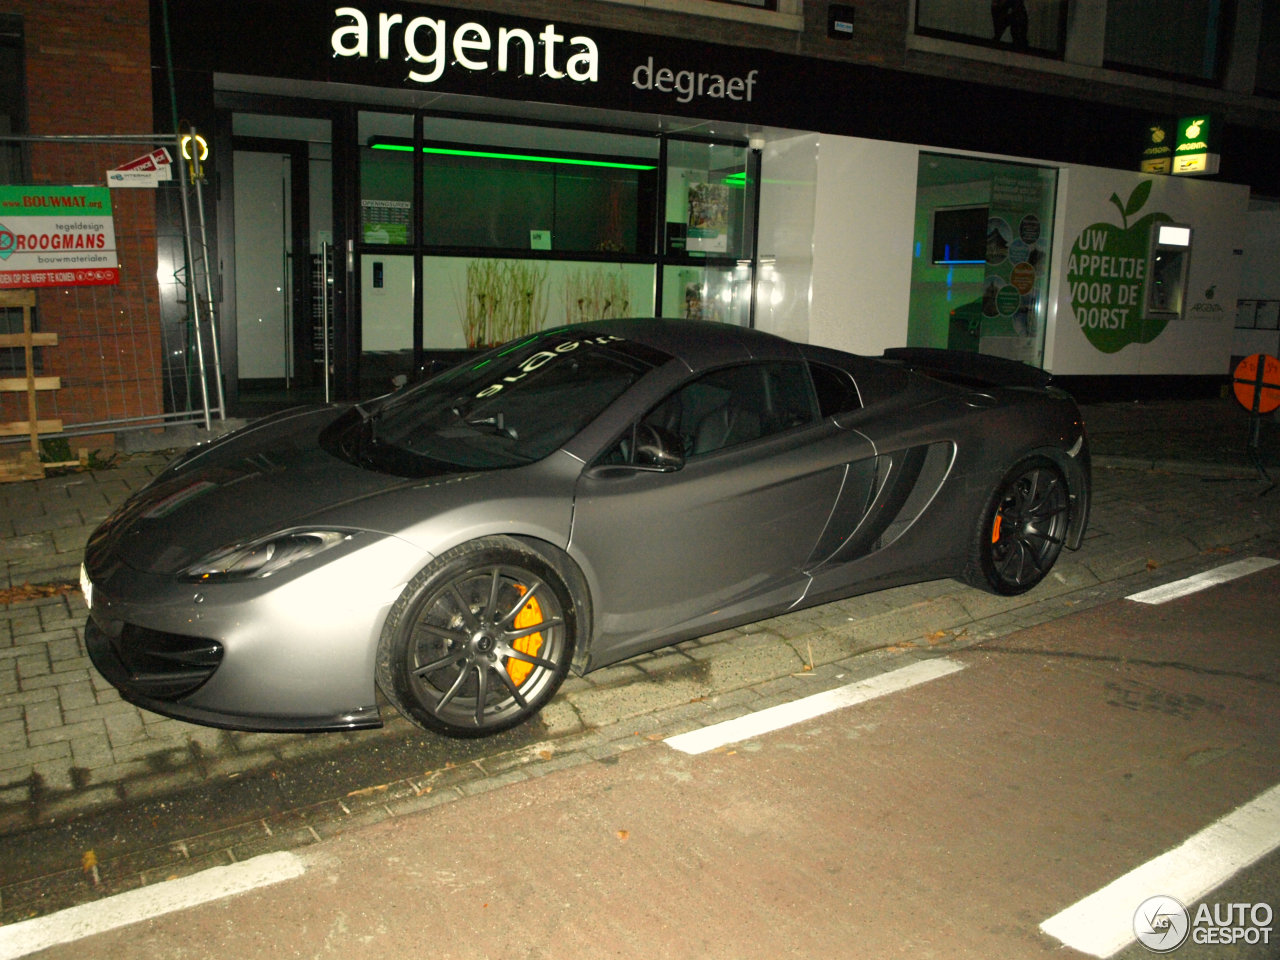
[0, 289, 70, 482]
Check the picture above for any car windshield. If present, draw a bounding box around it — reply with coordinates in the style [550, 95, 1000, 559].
[323, 331, 665, 476]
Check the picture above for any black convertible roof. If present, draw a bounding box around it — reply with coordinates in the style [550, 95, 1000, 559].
[573, 317, 805, 369]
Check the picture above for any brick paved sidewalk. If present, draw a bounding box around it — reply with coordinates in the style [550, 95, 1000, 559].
[0, 454, 175, 834]
[0, 455, 172, 593]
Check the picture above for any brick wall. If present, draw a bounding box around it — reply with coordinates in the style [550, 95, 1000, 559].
[3, 1, 163, 447]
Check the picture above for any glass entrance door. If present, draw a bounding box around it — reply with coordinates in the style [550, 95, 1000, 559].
[229, 114, 333, 414]
[233, 150, 292, 386]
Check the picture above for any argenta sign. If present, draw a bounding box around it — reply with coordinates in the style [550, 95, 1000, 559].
[330, 7, 600, 84]
[327, 5, 760, 109]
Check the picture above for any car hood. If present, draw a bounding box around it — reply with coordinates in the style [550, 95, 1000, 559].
[86, 406, 443, 575]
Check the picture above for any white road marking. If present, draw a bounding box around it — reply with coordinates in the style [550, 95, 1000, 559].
[0, 851, 306, 960]
[1126, 556, 1279, 605]
[664, 657, 965, 755]
[1039, 782, 1280, 958]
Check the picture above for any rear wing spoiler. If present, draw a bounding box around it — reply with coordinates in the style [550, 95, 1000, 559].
[879, 347, 1052, 391]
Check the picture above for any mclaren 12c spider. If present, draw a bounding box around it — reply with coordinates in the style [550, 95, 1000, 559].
[84, 318, 1089, 737]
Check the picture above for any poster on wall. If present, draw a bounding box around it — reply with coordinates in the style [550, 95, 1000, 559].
[1048, 169, 1249, 376]
[0, 185, 119, 288]
[361, 199, 411, 244]
[1064, 179, 1171, 357]
[686, 182, 729, 253]
[980, 176, 1051, 365]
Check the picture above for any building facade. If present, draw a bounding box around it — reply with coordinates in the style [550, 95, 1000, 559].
[3, 0, 1280, 436]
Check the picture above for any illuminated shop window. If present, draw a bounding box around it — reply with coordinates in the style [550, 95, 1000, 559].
[357, 114, 759, 353]
[907, 152, 1059, 369]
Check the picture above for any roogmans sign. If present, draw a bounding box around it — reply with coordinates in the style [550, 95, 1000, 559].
[0, 186, 119, 289]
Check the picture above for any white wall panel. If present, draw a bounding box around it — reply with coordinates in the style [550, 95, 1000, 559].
[752, 133, 818, 343]
[808, 137, 918, 356]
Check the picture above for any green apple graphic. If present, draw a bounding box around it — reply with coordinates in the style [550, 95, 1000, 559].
[1067, 179, 1172, 353]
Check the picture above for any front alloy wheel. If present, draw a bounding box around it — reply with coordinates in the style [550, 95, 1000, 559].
[378, 537, 577, 737]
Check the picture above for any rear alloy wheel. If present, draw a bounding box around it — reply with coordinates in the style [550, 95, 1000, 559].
[377, 537, 577, 737]
[967, 456, 1070, 596]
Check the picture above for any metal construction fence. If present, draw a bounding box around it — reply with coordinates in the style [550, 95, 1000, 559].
[0, 132, 223, 452]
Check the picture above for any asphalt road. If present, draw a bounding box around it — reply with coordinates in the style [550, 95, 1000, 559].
[8, 554, 1280, 959]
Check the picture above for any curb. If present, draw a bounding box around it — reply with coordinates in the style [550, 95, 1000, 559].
[1093, 454, 1265, 479]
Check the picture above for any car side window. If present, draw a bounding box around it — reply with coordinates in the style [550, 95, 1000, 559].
[640, 361, 818, 459]
[809, 362, 862, 419]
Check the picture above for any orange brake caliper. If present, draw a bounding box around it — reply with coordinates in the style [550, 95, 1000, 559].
[507, 586, 545, 687]
[991, 512, 1003, 545]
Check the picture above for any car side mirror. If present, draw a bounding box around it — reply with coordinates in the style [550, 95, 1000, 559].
[635, 423, 685, 471]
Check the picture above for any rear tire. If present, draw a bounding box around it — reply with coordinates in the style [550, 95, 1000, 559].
[377, 537, 577, 738]
[964, 456, 1070, 596]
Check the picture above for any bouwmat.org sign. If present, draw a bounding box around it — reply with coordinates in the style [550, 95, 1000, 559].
[0, 185, 119, 289]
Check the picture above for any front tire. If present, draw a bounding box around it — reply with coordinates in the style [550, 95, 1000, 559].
[377, 537, 577, 738]
[965, 456, 1070, 596]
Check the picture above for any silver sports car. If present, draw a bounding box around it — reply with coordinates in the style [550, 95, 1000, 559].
[84, 318, 1089, 737]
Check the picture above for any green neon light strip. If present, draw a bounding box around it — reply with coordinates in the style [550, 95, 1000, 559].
[371, 142, 657, 171]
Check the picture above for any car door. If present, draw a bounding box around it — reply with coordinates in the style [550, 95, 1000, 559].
[569, 360, 874, 664]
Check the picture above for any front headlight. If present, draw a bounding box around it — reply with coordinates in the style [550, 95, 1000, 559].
[182, 530, 353, 582]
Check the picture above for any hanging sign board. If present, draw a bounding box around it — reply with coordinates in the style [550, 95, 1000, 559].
[0, 185, 120, 288]
[107, 147, 173, 188]
[1172, 115, 1220, 176]
[1139, 119, 1174, 174]
[1139, 116, 1220, 176]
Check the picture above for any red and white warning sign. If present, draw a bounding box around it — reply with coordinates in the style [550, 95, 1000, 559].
[1233, 353, 1280, 415]
[107, 148, 173, 188]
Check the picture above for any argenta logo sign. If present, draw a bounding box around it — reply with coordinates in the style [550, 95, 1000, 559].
[331, 6, 599, 84]
[327, 6, 760, 107]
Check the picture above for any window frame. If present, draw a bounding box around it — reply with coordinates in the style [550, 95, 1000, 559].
[912, 0, 1069, 60]
[809, 361, 863, 419]
[588, 0, 802, 31]
[1100, 0, 1234, 85]
[614, 360, 820, 463]
[0, 14, 30, 378]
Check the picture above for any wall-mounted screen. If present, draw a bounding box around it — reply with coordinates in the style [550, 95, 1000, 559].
[931, 206, 988, 264]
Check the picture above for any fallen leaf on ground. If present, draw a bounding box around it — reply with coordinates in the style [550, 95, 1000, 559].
[346, 783, 390, 798]
[82, 850, 100, 886]
[0, 581, 80, 605]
